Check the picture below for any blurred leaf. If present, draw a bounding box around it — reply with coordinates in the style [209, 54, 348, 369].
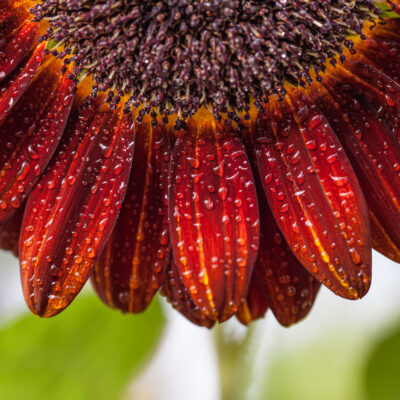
[0, 294, 165, 400]
[261, 331, 367, 400]
[365, 321, 400, 400]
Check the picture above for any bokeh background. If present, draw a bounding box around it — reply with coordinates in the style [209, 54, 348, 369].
[1, 249, 400, 400]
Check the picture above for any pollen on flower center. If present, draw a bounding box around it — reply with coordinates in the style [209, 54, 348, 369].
[30, 0, 381, 127]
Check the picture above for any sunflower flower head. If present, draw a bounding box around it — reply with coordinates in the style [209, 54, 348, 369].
[0, 0, 399, 327]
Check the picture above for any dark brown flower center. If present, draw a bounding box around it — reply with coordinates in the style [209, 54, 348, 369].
[30, 0, 381, 126]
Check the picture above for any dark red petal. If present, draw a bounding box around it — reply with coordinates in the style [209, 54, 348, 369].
[236, 278, 268, 326]
[340, 61, 400, 141]
[92, 118, 171, 313]
[253, 183, 320, 326]
[0, 42, 45, 125]
[0, 203, 23, 256]
[241, 126, 320, 326]
[0, 62, 75, 223]
[0, 22, 38, 84]
[161, 261, 215, 328]
[169, 113, 259, 322]
[19, 100, 135, 317]
[308, 63, 400, 262]
[256, 90, 371, 300]
[0, 2, 30, 37]
[357, 19, 400, 85]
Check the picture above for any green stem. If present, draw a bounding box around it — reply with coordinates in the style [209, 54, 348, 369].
[214, 324, 256, 400]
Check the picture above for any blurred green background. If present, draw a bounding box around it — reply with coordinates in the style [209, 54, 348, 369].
[0, 250, 165, 400]
[1, 250, 400, 400]
[265, 325, 400, 400]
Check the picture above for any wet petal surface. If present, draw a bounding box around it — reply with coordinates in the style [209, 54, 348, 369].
[357, 18, 400, 85]
[92, 119, 171, 313]
[162, 261, 215, 328]
[0, 22, 38, 83]
[169, 113, 259, 322]
[253, 183, 320, 326]
[20, 99, 135, 317]
[0, 203, 23, 256]
[309, 63, 400, 262]
[0, 42, 45, 126]
[256, 90, 371, 299]
[0, 61, 75, 223]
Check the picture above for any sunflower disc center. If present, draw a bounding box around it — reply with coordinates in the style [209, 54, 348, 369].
[30, 0, 380, 126]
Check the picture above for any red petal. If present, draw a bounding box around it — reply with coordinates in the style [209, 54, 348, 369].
[0, 1, 30, 38]
[308, 62, 400, 262]
[0, 22, 38, 84]
[256, 90, 371, 299]
[357, 19, 400, 85]
[236, 278, 268, 326]
[0, 203, 23, 256]
[340, 61, 400, 141]
[0, 42, 45, 125]
[240, 126, 320, 326]
[92, 118, 171, 313]
[253, 183, 320, 326]
[0, 62, 75, 223]
[19, 100, 135, 317]
[162, 261, 215, 328]
[169, 113, 259, 322]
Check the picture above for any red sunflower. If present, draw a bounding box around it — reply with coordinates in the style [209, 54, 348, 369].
[0, 0, 399, 328]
